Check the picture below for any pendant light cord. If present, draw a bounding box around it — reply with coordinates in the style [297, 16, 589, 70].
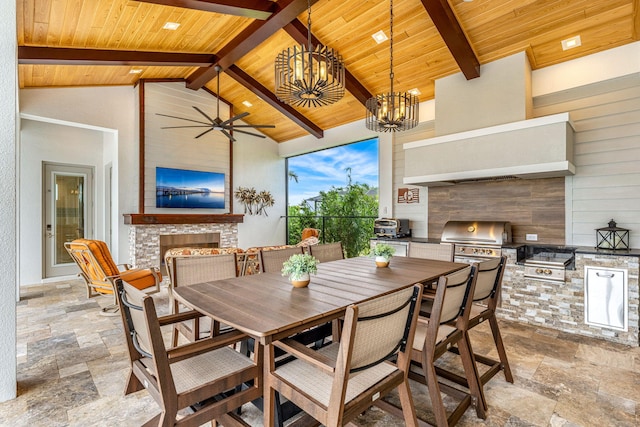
[389, 0, 394, 95]
[307, 0, 312, 52]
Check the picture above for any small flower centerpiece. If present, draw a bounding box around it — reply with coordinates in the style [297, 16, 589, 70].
[371, 243, 395, 267]
[281, 253, 319, 288]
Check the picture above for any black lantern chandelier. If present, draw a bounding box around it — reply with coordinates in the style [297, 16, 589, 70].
[365, 0, 419, 132]
[274, 0, 345, 107]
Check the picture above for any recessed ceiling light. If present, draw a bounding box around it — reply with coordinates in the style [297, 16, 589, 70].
[163, 22, 180, 30]
[408, 88, 421, 96]
[129, 68, 143, 74]
[242, 100, 253, 108]
[372, 30, 388, 44]
[561, 35, 581, 51]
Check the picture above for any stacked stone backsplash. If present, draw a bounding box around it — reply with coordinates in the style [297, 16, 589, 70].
[128, 223, 239, 270]
[498, 249, 640, 346]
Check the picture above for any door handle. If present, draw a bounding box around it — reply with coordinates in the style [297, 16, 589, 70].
[596, 272, 615, 278]
[46, 232, 55, 238]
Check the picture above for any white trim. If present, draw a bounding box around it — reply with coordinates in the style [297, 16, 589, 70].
[403, 161, 575, 185]
[20, 113, 117, 133]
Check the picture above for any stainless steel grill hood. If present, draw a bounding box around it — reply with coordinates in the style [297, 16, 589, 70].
[440, 221, 512, 246]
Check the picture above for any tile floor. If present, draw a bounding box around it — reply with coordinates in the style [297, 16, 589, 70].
[2, 278, 639, 426]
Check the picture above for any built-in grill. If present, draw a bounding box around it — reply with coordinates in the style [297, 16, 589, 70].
[440, 220, 512, 263]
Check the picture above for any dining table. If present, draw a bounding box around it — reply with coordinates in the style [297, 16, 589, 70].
[172, 255, 468, 426]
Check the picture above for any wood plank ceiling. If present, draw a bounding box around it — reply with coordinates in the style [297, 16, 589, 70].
[17, 0, 640, 143]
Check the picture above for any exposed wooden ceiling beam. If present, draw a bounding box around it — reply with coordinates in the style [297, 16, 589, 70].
[283, 19, 373, 106]
[186, 0, 319, 90]
[225, 64, 324, 139]
[133, 0, 274, 20]
[18, 46, 216, 66]
[420, 0, 480, 80]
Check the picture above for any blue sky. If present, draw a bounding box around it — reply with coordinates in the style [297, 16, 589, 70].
[287, 138, 379, 206]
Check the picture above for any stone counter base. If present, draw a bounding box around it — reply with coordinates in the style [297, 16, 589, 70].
[499, 250, 640, 346]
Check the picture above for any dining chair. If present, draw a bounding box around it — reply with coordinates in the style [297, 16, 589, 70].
[378, 265, 486, 426]
[259, 246, 305, 273]
[64, 238, 161, 314]
[436, 256, 514, 389]
[170, 253, 238, 346]
[308, 241, 344, 263]
[408, 242, 455, 262]
[264, 284, 424, 427]
[114, 279, 262, 427]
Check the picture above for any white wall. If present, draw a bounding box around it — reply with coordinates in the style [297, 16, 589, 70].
[19, 119, 107, 284]
[19, 86, 137, 267]
[233, 137, 287, 248]
[0, 0, 17, 402]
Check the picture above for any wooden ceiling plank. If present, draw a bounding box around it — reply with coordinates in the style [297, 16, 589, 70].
[225, 64, 324, 139]
[17, 46, 216, 66]
[282, 19, 373, 106]
[420, 0, 480, 80]
[186, 0, 319, 90]
[133, 0, 275, 20]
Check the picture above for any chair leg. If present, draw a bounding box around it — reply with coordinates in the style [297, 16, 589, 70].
[458, 332, 487, 416]
[488, 314, 514, 383]
[396, 381, 418, 427]
[421, 351, 449, 427]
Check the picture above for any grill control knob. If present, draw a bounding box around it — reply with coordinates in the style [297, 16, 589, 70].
[536, 268, 544, 274]
[544, 269, 552, 275]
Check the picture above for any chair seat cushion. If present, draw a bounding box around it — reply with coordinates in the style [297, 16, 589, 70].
[274, 342, 397, 407]
[171, 346, 255, 395]
[120, 269, 160, 291]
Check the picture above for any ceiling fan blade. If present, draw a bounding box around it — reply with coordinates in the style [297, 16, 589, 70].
[192, 106, 217, 124]
[231, 128, 267, 138]
[156, 113, 211, 126]
[194, 128, 216, 139]
[220, 129, 236, 142]
[220, 112, 250, 126]
[161, 125, 213, 129]
[231, 124, 276, 129]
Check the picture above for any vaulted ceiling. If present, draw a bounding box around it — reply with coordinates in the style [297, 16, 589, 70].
[17, 0, 639, 142]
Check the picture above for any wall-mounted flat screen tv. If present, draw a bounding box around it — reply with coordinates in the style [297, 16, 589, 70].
[156, 167, 225, 209]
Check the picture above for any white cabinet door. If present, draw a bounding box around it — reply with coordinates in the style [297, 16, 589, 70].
[584, 266, 627, 331]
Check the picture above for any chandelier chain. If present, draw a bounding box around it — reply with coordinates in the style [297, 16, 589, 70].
[390, 0, 394, 93]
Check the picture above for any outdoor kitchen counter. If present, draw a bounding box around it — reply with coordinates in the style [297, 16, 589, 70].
[500, 246, 640, 346]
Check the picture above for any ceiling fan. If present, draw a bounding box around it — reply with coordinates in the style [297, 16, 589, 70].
[157, 65, 275, 142]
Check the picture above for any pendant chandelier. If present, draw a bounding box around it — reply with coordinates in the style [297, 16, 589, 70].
[365, 0, 419, 132]
[274, 0, 345, 107]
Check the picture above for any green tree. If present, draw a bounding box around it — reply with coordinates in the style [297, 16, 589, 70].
[287, 202, 319, 244]
[317, 169, 378, 257]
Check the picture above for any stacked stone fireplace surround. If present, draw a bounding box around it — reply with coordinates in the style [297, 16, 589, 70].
[128, 223, 239, 272]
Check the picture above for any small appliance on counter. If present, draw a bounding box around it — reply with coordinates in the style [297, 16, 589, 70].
[374, 218, 411, 238]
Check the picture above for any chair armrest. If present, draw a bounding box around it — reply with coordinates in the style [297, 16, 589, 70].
[274, 338, 335, 374]
[167, 329, 249, 363]
[157, 310, 203, 326]
[116, 263, 133, 271]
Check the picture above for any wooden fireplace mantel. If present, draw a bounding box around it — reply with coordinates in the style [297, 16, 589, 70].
[123, 213, 244, 225]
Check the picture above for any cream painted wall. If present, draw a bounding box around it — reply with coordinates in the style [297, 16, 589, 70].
[19, 119, 107, 284]
[0, 0, 17, 402]
[233, 137, 287, 248]
[20, 86, 137, 267]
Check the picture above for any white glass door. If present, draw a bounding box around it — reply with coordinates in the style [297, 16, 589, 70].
[43, 163, 94, 278]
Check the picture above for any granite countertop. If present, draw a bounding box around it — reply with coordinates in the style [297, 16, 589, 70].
[371, 236, 640, 257]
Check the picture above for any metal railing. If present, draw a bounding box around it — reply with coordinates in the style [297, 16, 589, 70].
[285, 215, 378, 258]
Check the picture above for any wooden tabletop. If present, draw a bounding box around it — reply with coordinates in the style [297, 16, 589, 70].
[173, 256, 466, 344]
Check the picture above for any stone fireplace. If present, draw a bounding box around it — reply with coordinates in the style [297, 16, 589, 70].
[126, 214, 241, 271]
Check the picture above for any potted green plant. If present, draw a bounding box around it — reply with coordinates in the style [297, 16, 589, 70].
[371, 243, 396, 267]
[281, 253, 319, 288]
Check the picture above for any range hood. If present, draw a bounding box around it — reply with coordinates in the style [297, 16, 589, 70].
[403, 113, 575, 186]
[403, 52, 575, 187]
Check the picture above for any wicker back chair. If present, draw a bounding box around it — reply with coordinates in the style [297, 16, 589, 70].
[171, 253, 238, 346]
[114, 279, 261, 427]
[259, 246, 305, 273]
[265, 284, 424, 427]
[309, 242, 345, 263]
